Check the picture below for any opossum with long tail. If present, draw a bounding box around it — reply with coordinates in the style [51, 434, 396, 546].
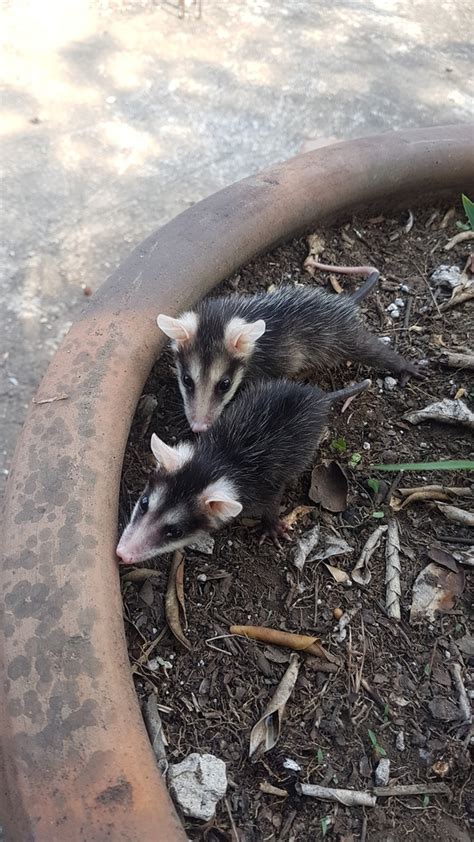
[116, 377, 371, 564]
[157, 266, 420, 432]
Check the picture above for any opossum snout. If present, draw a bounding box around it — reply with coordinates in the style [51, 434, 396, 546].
[191, 420, 210, 433]
[116, 543, 136, 565]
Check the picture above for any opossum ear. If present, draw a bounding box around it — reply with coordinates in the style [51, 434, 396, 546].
[150, 434, 194, 473]
[157, 312, 198, 345]
[224, 318, 266, 357]
[201, 479, 243, 521]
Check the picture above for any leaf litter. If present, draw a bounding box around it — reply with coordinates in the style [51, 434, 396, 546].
[119, 204, 473, 841]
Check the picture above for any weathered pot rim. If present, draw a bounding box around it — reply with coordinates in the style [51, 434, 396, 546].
[1, 125, 473, 841]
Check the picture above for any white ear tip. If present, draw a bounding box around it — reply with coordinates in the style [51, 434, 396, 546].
[254, 319, 266, 337]
[231, 501, 243, 516]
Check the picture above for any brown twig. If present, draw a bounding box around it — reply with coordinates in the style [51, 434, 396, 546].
[374, 783, 450, 797]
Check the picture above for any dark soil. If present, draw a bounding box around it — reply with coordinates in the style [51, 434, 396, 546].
[120, 203, 473, 842]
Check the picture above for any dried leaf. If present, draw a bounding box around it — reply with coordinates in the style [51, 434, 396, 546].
[351, 525, 388, 585]
[249, 654, 300, 760]
[428, 697, 460, 722]
[165, 551, 191, 649]
[309, 461, 348, 512]
[456, 635, 474, 656]
[293, 524, 320, 570]
[444, 230, 474, 250]
[329, 274, 343, 294]
[139, 578, 154, 606]
[410, 562, 465, 623]
[324, 563, 352, 586]
[385, 519, 401, 620]
[137, 394, 158, 438]
[143, 694, 168, 774]
[281, 505, 314, 528]
[440, 276, 474, 310]
[404, 399, 474, 431]
[304, 233, 326, 276]
[259, 781, 288, 797]
[122, 567, 159, 582]
[311, 533, 353, 562]
[426, 545, 459, 573]
[436, 503, 474, 527]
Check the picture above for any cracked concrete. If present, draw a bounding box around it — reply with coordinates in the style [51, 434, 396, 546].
[1, 0, 472, 492]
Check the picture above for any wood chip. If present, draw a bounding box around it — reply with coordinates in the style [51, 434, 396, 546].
[374, 783, 450, 797]
[297, 783, 376, 807]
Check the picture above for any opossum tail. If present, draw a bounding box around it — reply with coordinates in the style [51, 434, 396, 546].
[326, 379, 372, 402]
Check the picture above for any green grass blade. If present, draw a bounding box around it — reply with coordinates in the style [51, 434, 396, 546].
[462, 194, 474, 231]
[372, 460, 474, 472]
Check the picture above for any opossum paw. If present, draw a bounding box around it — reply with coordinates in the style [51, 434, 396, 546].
[258, 519, 292, 548]
[399, 363, 425, 387]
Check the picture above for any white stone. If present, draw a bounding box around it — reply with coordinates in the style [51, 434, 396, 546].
[386, 303, 400, 318]
[375, 758, 390, 786]
[186, 534, 215, 555]
[168, 753, 227, 821]
[384, 376, 398, 391]
[430, 264, 461, 289]
[380, 336, 392, 345]
[395, 731, 405, 752]
[283, 758, 301, 772]
[394, 297, 405, 308]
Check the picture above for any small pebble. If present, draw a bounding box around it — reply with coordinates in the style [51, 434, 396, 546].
[384, 376, 398, 392]
[375, 758, 390, 786]
[394, 297, 405, 308]
[386, 303, 400, 318]
[400, 283, 410, 293]
[333, 607, 343, 620]
[363, 441, 371, 450]
[283, 758, 301, 772]
[395, 731, 405, 752]
[380, 336, 391, 345]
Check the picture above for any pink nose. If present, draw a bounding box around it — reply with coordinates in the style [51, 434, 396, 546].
[191, 421, 209, 433]
[116, 544, 134, 565]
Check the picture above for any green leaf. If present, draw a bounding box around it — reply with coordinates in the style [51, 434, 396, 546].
[368, 729, 377, 748]
[367, 477, 380, 494]
[456, 220, 471, 231]
[321, 817, 330, 838]
[317, 747, 324, 764]
[372, 460, 474, 472]
[383, 703, 390, 720]
[462, 194, 474, 231]
[376, 745, 387, 758]
[331, 436, 347, 454]
[422, 794, 430, 808]
[424, 663, 431, 676]
[372, 510, 385, 519]
[349, 452, 362, 467]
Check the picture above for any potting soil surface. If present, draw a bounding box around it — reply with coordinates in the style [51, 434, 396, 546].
[120, 203, 473, 842]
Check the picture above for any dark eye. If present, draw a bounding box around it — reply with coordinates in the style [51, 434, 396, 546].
[139, 495, 149, 513]
[217, 377, 231, 394]
[182, 373, 194, 392]
[165, 524, 183, 540]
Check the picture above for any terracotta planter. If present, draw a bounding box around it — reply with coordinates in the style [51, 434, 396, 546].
[1, 125, 473, 841]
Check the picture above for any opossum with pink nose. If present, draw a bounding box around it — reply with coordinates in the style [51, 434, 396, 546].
[157, 270, 420, 433]
[116, 377, 370, 564]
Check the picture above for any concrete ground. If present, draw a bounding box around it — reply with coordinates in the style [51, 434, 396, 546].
[1, 0, 472, 492]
